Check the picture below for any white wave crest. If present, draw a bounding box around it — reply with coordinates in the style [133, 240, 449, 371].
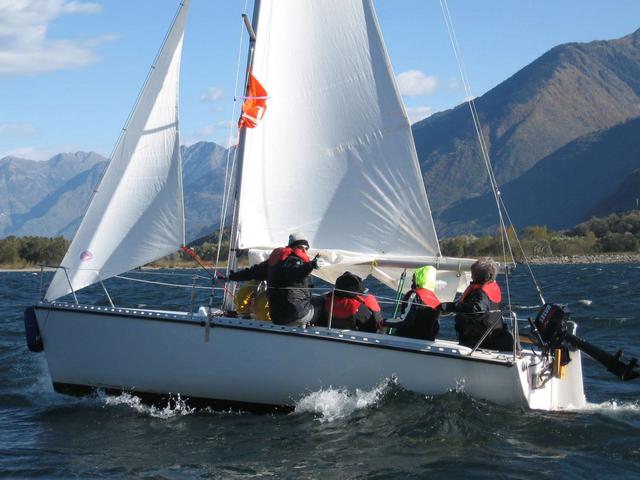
[513, 304, 542, 310]
[103, 392, 195, 418]
[578, 299, 593, 306]
[577, 400, 640, 413]
[294, 379, 392, 423]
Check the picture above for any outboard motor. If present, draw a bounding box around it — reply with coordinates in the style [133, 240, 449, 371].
[528, 304, 638, 381]
[530, 303, 566, 348]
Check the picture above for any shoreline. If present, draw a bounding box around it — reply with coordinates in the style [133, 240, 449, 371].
[525, 253, 640, 265]
[2, 254, 640, 272]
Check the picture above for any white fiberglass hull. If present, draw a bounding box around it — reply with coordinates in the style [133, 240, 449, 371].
[32, 303, 585, 411]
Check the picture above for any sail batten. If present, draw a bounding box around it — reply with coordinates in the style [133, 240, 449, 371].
[45, 1, 189, 302]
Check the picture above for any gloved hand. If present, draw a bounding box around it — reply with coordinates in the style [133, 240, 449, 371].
[310, 254, 321, 269]
[440, 302, 456, 313]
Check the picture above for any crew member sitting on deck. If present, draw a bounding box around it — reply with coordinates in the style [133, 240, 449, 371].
[383, 265, 441, 341]
[228, 232, 322, 326]
[440, 258, 514, 351]
[318, 271, 383, 333]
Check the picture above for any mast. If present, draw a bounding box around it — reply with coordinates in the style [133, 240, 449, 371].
[223, 0, 262, 311]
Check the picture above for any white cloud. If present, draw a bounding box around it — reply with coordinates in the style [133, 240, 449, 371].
[448, 78, 462, 91]
[396, 70, 438, 96]
[405, 106, 435, 124]
[183, 120, 236, 147]
[61, 1, 100, 14]
[0, 0, 114, 76]
[195, 120, 233, 138]
[200, 86, 224, 102]
[0, 123, 38, 137]
[195, 125, 216, 137]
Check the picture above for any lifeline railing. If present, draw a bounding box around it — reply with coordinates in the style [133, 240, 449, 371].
[37, 266, 532, 359]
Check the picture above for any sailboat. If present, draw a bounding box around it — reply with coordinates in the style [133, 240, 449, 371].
[23, 0, 636, 412]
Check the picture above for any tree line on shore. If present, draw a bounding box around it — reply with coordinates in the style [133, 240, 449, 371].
[2, 211, 640, 267]
[440, 211, 640, 260]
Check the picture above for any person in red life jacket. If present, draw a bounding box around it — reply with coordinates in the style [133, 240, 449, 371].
[227, 232, 322, 326]
[440, 258, 514, 351]
[318, 271, 383, 333]
[383, 265, 441, 341]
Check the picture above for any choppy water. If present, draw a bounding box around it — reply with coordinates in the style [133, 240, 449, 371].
[1, 265, 640, 478]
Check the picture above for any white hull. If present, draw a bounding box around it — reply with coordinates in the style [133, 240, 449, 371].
[33, 303, 585, 411]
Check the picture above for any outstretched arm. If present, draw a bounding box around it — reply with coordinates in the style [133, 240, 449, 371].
[228, 260, 268, 282]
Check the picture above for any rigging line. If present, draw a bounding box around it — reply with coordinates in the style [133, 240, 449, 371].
[114, 275, 222, 290]
[440, 0, 507, 237]
[439, 1, 508, 234]
[214, 0, 251, 276]
[439, 0, 523, 347]
[440, 0, 528, 281]
[497, 195, 546, 303]
[122, 270, 210, 279]
[441, 0, 537, 285]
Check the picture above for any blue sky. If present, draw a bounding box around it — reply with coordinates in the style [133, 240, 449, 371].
[1, 0, 639, 160]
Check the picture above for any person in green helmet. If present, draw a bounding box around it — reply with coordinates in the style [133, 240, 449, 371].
[382, 265, 441, 341]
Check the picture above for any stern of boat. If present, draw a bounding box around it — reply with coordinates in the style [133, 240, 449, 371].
[517, 348, 586, 410]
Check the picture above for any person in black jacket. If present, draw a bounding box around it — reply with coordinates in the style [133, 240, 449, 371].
[318, 271, 383, 332]
[228, 232, 322, 326]
[383, 265, 441, 341]
[440, 258, 514, 351]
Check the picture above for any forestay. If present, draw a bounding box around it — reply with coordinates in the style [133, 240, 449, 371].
[235, 0, 470, 299]
[45, 1, 189, 301]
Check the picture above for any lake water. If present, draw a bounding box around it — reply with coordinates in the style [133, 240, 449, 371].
[1, 264, 639, 478]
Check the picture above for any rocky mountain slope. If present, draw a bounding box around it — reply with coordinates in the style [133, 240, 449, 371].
[414, 28, 640, 216]
[438, 117, 640, 235]
[0, 144, 230, 241]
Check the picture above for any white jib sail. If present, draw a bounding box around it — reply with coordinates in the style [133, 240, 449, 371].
[46, 1, 189, 302]
[236, 0, 469, 299]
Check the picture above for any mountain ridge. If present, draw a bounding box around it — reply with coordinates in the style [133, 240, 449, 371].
[413, 28, 640, 214]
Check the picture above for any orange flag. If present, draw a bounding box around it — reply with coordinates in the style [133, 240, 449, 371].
[239, 73, 268, 129]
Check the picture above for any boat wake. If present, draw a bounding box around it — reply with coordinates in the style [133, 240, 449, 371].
[102, 392, 195, 419]
[293, 378, 394, 423]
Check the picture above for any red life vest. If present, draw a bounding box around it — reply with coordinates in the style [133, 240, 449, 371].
[460, 281, 502, 304]
[324, 293, 380, 318]
[268, 246, 310, 266]
[414, 288, 441, 309]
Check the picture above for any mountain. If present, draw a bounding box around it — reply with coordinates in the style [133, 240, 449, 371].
[588, 169, 640, 218]
[0, 152, 106, 237]
[181, 141, 231, 240]
[438, 116, 640, 235]
[0, 144, 231, 241]
[8, 162, 106, 238]
[413, 29, 640, 214]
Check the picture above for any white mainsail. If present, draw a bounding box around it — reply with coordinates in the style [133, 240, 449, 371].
[46, 1, 189, 302]
[235, 0, 469, 298]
